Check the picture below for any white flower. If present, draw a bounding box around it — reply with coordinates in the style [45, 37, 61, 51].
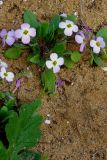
[46, 53, 64, 73]
[0, 67, 14, 82]
[90, 37, 105, 54]
[0, 60, 8, 68]
[59, 20, 78, 36]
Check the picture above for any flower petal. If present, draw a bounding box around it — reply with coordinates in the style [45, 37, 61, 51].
[90, 40, 96, 47]
[8, 30, 15, 37]
[93, 46, 100, 54]
[72, 25, 78, 32]
[6, 72, 14, 82]
[75, 35, 84, 44]
[64, 28, 73, 36]
[0, 60, 8, 68]
[6, 37, 15, 46]
[50, 53, 58, 61]
[66, 20, 74, 25]
[53, 66, 60, 73]
[59, 22, 66, 29]
[21, 23, 30, 29]
[29, 28, 36, 37]
[0, 29, 7, 38]
[15, 29, 23, 39]
[46, 60, 53, 69]
[22, 35, 30, 44]
[0, 67, 6, 78]
[80, 43, 86, 52]
[57, 57, 64, 66]
[97, 37, 105, 48]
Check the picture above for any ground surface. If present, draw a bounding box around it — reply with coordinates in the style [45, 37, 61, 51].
[0, 0, 107, 160]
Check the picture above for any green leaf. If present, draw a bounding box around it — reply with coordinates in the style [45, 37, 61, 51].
[63, 50, 72, 56]
[5, 99, 43, 159]
[41, 70, 56, 94]
[0, 106, 9, 121]
[0, 142, 8, 160]
[14, 43, 28, 49]
[64, 57, 75, 69]
[52, 42, 66, 55]
[50, 15, 60, 30]
[39, 22, 49, 38]
[24, 10, 39, 28]
[29, 54, 40, 64]
[5, 47, 22, 59]
[93, 54, 103, 66]
[96, 27, 107, 44]
[67, 14, 77, 23]
[100, 53, 107, 60]
[71, 51, 81, 62]
[18, 151, 42, 160]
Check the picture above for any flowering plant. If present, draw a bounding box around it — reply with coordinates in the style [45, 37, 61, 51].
[1, 10, 107, 93]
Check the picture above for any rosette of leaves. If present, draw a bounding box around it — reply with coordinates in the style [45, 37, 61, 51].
[4, 10, 80, 94]
[0, 99, 44, 160]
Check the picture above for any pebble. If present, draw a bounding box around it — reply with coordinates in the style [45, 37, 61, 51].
[0, 0, 3, 5]
[45, 119, 51, 125]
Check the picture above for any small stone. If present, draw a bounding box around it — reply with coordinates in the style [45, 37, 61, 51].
[0, 0, 3, 5]
[45, 119, 51, 125]
[67, 121, 70, 124]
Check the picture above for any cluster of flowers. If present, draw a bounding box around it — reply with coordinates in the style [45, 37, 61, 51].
[46, 18, 105, 73]
[0, 60, 14, 82]
[0, 23, 36, 46]
[0, 14, 106, 74]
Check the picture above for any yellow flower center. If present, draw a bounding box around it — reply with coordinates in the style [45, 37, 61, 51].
[53, 61, 57, 66]
[83, 38, 87, 43]
[4, 34, 8, 40]
[96, 42, 100, 47]
[4, 72, 8, 77]
[67, 24, 72, 28]
[23, 30, 29, 35]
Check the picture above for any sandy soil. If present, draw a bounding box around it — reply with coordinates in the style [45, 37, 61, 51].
[0, 0, 107, 160]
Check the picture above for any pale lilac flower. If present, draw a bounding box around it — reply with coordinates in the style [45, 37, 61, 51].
[90, 37, 105, 54]
[0, 67, 14, 82]
[46, 53, 64, 73]
[15, 23, 36, 44]
[75, 31, 88, 52]
[59, 20, 78, 36]
[0, 60, 8, 68]
[0, 29, 15, 46]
